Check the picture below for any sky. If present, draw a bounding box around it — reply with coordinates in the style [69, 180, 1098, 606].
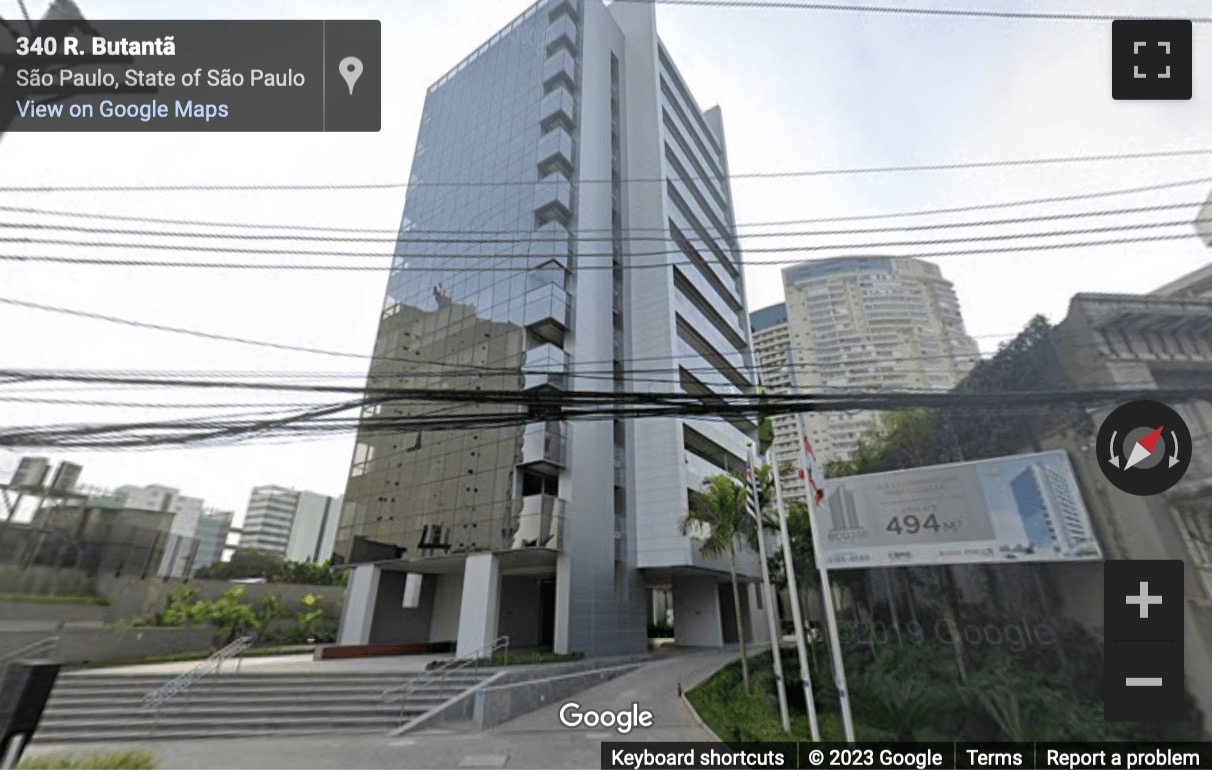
[1, 0, 1210, 527]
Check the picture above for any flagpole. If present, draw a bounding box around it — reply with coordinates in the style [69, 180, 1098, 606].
[792, 412, 857, 742]
[747, 442, 791, 733]
[769, 448, 821, 741]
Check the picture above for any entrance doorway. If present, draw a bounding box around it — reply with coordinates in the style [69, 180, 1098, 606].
[540, 578, 556, 648]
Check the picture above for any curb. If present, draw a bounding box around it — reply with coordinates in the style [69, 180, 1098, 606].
[680, 692, 724, 742]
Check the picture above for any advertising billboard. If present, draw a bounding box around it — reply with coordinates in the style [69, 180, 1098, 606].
[817, 450, 1102, 569]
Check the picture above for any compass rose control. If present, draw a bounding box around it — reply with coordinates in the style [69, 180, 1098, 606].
[1096, 400, 1192, 496]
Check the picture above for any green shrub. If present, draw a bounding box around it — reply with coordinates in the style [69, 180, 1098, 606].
[647, 619, 674, 638]
[0, 594, 109, 606]
[687, 650, 853, 743]
[18, 750, 157, 769]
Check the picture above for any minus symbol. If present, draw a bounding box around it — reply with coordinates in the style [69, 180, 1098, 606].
[1126, 677, 1163, 686]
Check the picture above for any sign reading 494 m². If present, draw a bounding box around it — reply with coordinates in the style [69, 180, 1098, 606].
[817, 450, 1102, 569]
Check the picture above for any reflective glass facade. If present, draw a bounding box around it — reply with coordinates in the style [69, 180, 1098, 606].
[334, 1, 578, 566]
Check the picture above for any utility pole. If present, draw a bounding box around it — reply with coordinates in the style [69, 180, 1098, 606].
[747, 442, 791, 733]
[785, 346, 857, 741]
[770, 447, 821, 741]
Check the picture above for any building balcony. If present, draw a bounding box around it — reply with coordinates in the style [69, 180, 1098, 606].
[542, 49, 576, 93]
[520, 422, 567, 474]
[545, 14, 577, 55]
[524, 282, 570, 344]
[528, 221, 572, 272]
[539, 86, 576, 133]
[533, 174, 573, 226]
[510, 494, 565, 550]
[547, 0, 578, 23]
[523, 342, 568, 390]
[536, 126, 574, 179]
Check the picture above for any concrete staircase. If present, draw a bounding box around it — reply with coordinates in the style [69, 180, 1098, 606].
[32, 669, 496, 743]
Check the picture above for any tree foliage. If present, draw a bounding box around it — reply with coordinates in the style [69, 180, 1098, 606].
[194, 548, 348, 586]
[850, 644, 959, 741]
[825, 316, 1094, 479]
[681, 474, 756, 693]
[140, 585, 261, 644]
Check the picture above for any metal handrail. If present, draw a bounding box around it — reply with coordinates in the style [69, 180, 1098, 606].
[0, 636, 59, 667]
[141, 635, 254, 711]
[382, 636, 510, 725]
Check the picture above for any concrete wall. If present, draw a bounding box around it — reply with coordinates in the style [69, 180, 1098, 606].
[95, 574, 344, 623]
[472, 662, 643, 729]
[403, 657, 650, 734]
[672, 575, 723, 647]
[0, 564, 103, 598]
[544, 0, 647, 659]
[370, 570, 435, 644]
[429, 573, 462, 643]
[0, 626, 216, 664]
[0, 601, 107, 624]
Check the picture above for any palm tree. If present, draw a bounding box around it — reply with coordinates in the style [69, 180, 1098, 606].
[679, 473, 756, 693]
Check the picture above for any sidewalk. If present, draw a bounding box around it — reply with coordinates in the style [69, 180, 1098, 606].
[26, 648, 733, 769]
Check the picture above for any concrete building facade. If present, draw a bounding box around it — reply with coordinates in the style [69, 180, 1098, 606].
[781, 256, 980, 464]
[241, 485, 342, 563]
[87, 484, 222, 579]
[750, 302, 806, 506]
[191, 509, 234, 574]
[333, 0, 767, 657]
[25, 502, 174, 578]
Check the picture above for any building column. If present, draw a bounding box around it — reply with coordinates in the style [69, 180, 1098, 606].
[553, 552, 573, 654]
[457, 553, 501, 657]
[748, 582, 770, 645]
[337, 563, 381, 645]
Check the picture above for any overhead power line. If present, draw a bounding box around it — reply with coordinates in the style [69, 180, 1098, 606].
[0, 367, 1180, 402]
[2, 200, 1205, 245]
[0, 395, 348, 409]
[2, 148, 1210, 193]
[0, 297, 1166, 385]
[4, 384, 1209, 449]
[0, 231, 1201, 271]
[612, 0, 1212, 23]
[4, 214, 1205, 259]
[3, 174, 1208, 234]
[0, 296, 370, 360]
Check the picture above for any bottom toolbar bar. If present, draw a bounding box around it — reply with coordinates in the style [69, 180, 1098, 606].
[600, 742, 1212, 770]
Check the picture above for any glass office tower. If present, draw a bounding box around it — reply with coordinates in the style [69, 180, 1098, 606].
[334, 0, 764, 656]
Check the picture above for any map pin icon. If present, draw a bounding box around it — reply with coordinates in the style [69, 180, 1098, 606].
[339, 57, 363, 95]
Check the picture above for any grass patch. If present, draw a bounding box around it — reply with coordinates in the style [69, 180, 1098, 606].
[686, 650, 905, 743]
[687, 651, 843, 742]
[18, 750, 157, 769]
[0, 593, 109, 606]
[81, 644, 314, 668]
